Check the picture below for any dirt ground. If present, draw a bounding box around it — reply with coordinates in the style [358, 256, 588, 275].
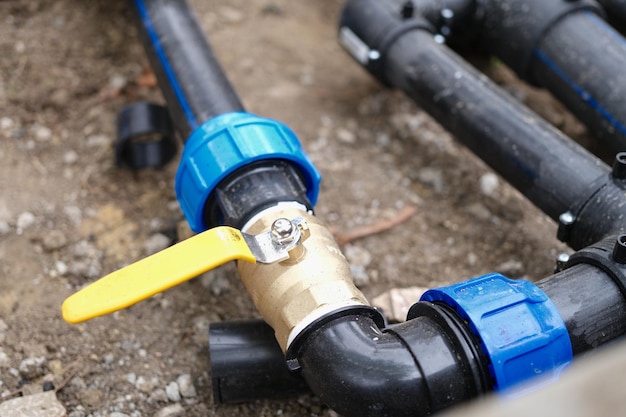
[0, 1, 590, 416]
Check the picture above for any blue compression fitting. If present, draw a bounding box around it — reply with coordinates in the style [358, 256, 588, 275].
[421, 273, 573, 394]
[175, 112, 321, 233]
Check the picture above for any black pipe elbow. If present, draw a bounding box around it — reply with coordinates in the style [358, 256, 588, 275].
[291, 306, 490, 417]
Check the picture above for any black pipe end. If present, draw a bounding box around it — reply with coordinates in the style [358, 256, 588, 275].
[209, 320, 310, 404]
[203, 160, 312, 229]
[611, 152, 626, 181]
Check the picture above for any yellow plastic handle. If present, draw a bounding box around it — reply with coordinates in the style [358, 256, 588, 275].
[62, 226, 256, 324]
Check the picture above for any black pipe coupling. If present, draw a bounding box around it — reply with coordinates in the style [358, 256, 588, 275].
[557, 153, 626, 249]
[339, 0, 436, 85]
[565, 234, 626, 300]
[477, 0, 604, 84]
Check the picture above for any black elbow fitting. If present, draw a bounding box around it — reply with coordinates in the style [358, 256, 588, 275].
[289, 306, 490, 417]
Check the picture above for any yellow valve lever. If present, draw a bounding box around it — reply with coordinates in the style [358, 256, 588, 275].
[62, 226, 256, 324]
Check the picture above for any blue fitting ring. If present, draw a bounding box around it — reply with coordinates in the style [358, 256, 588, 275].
[175, 112, 321, 233]
[421, 273, 572, 393]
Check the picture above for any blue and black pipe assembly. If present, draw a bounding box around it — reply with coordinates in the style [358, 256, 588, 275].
[123, 0, 626, 416]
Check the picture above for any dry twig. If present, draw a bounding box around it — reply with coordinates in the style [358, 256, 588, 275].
[333, 205, 418, 246]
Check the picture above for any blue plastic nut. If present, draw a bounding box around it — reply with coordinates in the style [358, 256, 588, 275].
[175, 112, 321, 233]
[421, 273, 572, 393]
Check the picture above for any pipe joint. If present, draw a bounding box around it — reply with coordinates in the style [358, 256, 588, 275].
[175, 112, 321, 231]
[420, 273, 573, 393]
[339, 0, 436, 85]
[565, 234, 626, 302]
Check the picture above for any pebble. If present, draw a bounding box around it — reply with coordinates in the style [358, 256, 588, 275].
[415, 167, 444, 193]
[479, 172, 500, 196]
[55, 261, 68, 276]
[148, 388, 169, 404]
[0, 391, 66, 417]
[154, 403, 185, 417]
[109, 413, 130, 417]
[336, 128, 356, 144]
[177, 374, 197, 398]
[19, 356, 47, 379]
[372, 287, 429, 323]
[85, 134, 111, 148]
[0, 318, 7, 342]
[145, 233, 171, 255]
[0, 348, 10, 367]
[135, 376, 159, 393]
[63, 205, 83, 226]
[63, 150, 79, 165]
[0, 117, 14, 130]
[34, 125, 52, 141]
[68, 405, 87, 417]
[200, 268, 232, 296]
[165, 381, 181, 402]
[16, 211, 36, 234]
[42, 230, 68, 252]
[344, 245, 372, 287]
[0, 220, 10, 235]
[495, 259, 525, 277]
[219, 6, 244, 23]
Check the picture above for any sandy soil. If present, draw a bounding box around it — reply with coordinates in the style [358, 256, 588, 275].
[0, 1, 584, 416]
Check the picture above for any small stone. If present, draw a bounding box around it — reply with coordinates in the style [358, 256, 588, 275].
[136, 376, 158, 393]
[42, 230, 68, 252]
[126, 373, 137, 385]
[343, 245, 372, 268]
[154, 403, 185, 417]
[336, 128, 356, 144]
[34, 125, 52, 141]
[47, 359, 63, 377]
[165, 381, 181, 402]
[19, 356, 47, 379]
[200, 268, 232, 296]
[0, 348, 10, 367]
[63, 150, 79, 165]
[219, 6, 244, 23]
[148, 388, 169, 404]
[479, 172, 500, 196]
[372, 286, 429, 323]
[145, 233, 171, 255]
[85, 134, 111, 148]
[0, 317, 7, 336]
[0, 117, 14, 130]
[0, 220, 11, 235]
[55, 261, 68, 276]
[176, 374, 197, 398]
[415, 167, 444, 193]
[63, 206, 83, 226]
[109, 413, 130, 417]
[68, 405, 87, 417]
[495, 259, 525, 277]
[17, 211, 36, 234]
[0, 391, 66, 417]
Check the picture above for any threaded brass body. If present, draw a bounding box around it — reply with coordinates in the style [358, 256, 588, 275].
[238, 209, 370, 352]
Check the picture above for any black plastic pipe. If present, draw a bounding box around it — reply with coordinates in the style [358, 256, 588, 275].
[597, 0, 626, 28]
[340, 0, 626, 249]
[538, 262, 626, 354]
[133, 0, 244, 140]
[132, 0, 314, 229]
[530, 10, 626, 152]
[471, 0, 626, 152]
